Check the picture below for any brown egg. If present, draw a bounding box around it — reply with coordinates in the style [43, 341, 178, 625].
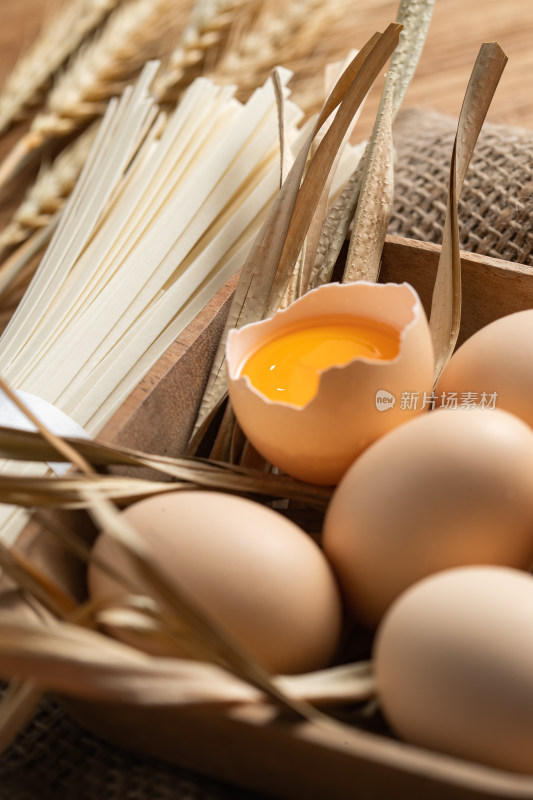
[436, 309, 533, 424]
[227, 281, 434, 485]
[88, 491, 342, 674]
[374, 566, 533, 774]
[322, 408, 533, 627]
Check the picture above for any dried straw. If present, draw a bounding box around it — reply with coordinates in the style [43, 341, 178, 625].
[0, 620, 376, 708]
[0, 0, 191, 191]
[0, 476, 373, 755]
[0, 0, 121, 136]
[0, 426, 332, 510]
[0, 458, 331, 511]
[0, 505, 375, 744]
[0, 384, 319, 726]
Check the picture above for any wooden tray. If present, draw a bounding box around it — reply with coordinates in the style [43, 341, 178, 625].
[13, 234, 533, 800]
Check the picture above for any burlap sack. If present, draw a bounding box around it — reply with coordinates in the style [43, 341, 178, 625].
[1, 108, 533, 799]
[0, 687, 263, 799]
[390, 108, 533, 265]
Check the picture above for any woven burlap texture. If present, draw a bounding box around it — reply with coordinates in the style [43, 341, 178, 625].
[0, 687, 265, 800]
[1, 107, 533, 799]
[390, 107, 533, 265]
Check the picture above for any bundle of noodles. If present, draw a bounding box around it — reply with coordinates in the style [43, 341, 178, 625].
[0, 62, 362, 548]
[0, 0, 351, 268]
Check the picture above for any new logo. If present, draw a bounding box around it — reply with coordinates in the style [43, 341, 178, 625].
[375, 389, 396, 411]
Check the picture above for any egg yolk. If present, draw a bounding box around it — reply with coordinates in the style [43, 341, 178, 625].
[240, 317, 400, 407]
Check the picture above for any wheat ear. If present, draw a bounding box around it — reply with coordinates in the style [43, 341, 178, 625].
[0, 0, 122, 137]
[0, 125, 98, 257]
[153, 0, 259, 105]
[0, 0, 334, 264]
[212, 0, 345, 104]
[0, 0, 252, 266]
[0, 0, 191, 191]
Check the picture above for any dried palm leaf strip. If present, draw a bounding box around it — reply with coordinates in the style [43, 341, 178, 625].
[430, 42, 507, 382]
[342, 75, 394, 282]
[282, 53, 365, 306]
[311, 0, 435, 289]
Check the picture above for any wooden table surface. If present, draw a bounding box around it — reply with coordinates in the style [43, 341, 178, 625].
[1, 0, 533, 127]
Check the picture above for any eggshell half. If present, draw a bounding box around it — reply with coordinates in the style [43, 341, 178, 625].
[374, 566, 533, 774]
[437, 309, 533, 425]
[323, 408, 533, 627]
[88, 491, 342, 675]
[227, 282, 434, 485]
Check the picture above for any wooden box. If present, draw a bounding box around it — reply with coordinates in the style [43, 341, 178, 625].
[13, 235, 533, 800]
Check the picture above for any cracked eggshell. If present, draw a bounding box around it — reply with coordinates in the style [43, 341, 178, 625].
[226, 282, 434, 485]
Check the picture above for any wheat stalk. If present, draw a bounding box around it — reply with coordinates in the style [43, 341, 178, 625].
[0, 0, 122, 136]
[0, 0, 244, 272]
[153, 0, 259, 104]
[0, 125, 98, 256]
[0, 0, 341, 278]
[212, 0, 345, 105]
[0, 126, 98, 302]
[0, 0, 347, 279]
[0, 0, 191, 191]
